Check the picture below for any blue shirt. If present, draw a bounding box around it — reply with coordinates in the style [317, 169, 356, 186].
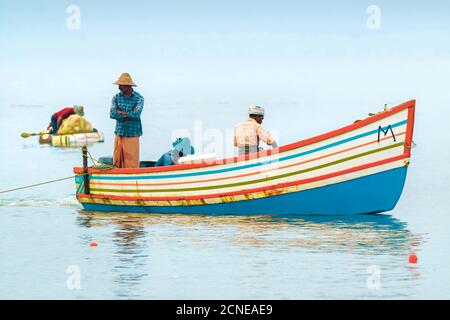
[110, 91, 144, 137]
[155, 150, 178, 167]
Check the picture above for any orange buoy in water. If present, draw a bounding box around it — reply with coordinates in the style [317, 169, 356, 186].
[89, 242, 98, 247]
[409, 253, 418, 264]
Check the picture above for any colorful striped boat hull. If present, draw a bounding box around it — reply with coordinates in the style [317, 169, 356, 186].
[80, 166, 408, 215]
[74, 100, 415, 216]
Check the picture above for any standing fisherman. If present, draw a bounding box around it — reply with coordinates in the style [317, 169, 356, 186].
[110, 73, 144, 168]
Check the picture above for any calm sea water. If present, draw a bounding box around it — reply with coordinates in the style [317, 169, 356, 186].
[0, 100, 449, 299]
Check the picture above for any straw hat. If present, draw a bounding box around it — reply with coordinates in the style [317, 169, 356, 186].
[73, 105, 84, 116]
[114, 73, 137, 87]
[248, 105, 265, 116]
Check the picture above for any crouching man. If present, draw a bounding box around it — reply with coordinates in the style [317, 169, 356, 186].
[155, 137, 195, 167]
[47, 105, 84, 134]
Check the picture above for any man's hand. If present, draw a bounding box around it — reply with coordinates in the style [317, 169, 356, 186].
[117, 110, 129, 117]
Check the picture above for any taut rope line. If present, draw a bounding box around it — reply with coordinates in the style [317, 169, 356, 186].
[0, 175, 77, 194]
[0, 148, 115, 194]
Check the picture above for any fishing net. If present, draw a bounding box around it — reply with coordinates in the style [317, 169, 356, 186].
[57, 114, 94, 135]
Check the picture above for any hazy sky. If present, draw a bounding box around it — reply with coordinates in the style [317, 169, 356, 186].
[0, 0, 449, 109]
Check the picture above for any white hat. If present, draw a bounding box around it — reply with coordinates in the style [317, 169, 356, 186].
[248, 105, 265, 116]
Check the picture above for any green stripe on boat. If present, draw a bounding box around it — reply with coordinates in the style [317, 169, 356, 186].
[90, 142, 405, 193]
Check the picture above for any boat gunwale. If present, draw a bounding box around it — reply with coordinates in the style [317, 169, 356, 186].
[73, 99, 415, 175]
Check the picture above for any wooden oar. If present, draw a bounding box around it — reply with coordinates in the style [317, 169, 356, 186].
[21, 132, 41, 138]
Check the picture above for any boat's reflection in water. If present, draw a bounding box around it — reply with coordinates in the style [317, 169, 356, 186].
[77, 211, 422, 297]
[109, 216, 148, 298]
[77, 212, 149, 298]
[78, 211, 420, 252]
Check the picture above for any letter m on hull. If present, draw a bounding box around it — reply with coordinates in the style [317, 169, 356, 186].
[378, 125, 396, 143]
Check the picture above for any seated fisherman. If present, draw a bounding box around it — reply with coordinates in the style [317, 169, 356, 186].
[155, 137, 195, 167]
[234, 105, 278, 156]
[47, 105, 84, 134]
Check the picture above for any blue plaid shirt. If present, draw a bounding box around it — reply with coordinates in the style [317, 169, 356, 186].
[110, 91, 144, 137]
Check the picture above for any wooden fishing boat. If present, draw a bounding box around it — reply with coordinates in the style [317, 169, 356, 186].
[74, 100, 415, 215]
[39, 131, 104, 147]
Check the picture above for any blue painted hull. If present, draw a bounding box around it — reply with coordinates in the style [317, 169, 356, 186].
[81, 166, 408, 216]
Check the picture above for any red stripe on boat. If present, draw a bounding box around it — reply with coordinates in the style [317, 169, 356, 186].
[77, 154, 408, 202]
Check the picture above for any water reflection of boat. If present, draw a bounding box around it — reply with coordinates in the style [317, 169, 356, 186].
[77, 211, 421, 255]
[78, 212, 148, 298]
[74, 100, 416, 215]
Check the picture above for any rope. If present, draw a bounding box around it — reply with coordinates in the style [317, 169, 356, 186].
[0, 175, 78, 194]
[0, 144, 117, 194]
[0, 148, 113, 194]
[86, 150, 115, 171]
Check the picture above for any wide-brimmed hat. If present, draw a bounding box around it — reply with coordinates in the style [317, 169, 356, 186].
[73, 105, 84, 116]
[114, 73, 137, 87]
[173, 137, 195, 156]
[248, 105, 265, 116]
